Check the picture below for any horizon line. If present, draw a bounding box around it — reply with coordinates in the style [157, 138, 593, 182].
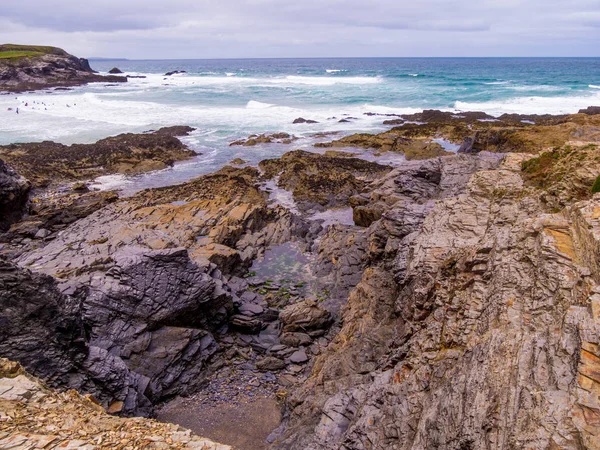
[87, 55, 600, 61]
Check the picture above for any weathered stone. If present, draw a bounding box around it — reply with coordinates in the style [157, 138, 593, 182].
[256, 356, 286, 371]
[279, 300, 332, 332]
[275, 148, 600, 450]
[280, 332, 313, 347]
[289, 349, 309, 364]
[0, 358, 230, 449]
[230, 315, 263, 334]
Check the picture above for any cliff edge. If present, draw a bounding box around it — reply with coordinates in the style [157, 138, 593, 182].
[0, 44, 127, 92]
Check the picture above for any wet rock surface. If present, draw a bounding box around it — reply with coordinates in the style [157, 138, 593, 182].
[317, 110, 600, 157]
[0, 126, 196, 188]
[259, 150, 392, 211]
[230, 133, 298, 146]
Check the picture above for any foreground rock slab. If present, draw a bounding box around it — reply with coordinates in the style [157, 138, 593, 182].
[0, 358, 230, 449]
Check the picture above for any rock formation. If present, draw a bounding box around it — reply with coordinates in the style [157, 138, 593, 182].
[0, 158, 30, 231]
[0, 44, 127, 91]
[274, 148, 600, 449]
[2, 110, 600, 449]
[0, 358, 230, 449]
[0, 126, 197, 188]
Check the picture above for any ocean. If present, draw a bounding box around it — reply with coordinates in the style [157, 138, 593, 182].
[1, 57, 599, 193]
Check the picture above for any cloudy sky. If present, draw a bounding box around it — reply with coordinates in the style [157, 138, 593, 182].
[1, 0, 599, 59]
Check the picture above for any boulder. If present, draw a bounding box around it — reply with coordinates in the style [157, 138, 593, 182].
[108, 67, 123, 74]
[457, 133, 478, 154]
[230, 315, 263, 334]
[256, 356, 286, 371]
[289, 349, 309, 364]
[279, 300, 332, 332]
[293, 117, 319, 124]
[579, 106, 600, 115]
[280, 332, 313, 347]
[0, 259, 152, 416]
[165, 70, 187, 76]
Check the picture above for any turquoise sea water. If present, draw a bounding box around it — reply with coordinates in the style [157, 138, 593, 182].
[1, 57, 599, 193]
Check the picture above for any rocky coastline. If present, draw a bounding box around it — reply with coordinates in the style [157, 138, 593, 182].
[0, 44, 127, 92]
[2, 107, 600, 449]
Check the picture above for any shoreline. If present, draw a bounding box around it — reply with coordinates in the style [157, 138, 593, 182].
[2, 53, 600, 449]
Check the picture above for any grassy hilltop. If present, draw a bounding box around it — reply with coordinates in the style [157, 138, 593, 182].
[0, 44, 68, 60]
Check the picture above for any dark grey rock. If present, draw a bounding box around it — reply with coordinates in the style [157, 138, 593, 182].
[0, 158, 30, 231]
[289, 349, 309, 364]
[256, 356, 286, 371]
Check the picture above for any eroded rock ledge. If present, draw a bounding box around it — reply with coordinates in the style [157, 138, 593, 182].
[0, 126, 197, 189]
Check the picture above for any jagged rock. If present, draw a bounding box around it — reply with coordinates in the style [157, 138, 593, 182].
[0, 259, 153, 416]
[8, 189, 119, 239]
[108, 67, 123, 74]
[293, 118, 319, 124]
[457, 133, 478, 153]
[275, 150, 600, 450]
[279, 300, 332, 332]
[578, 106, 600, 115]
[0, 358, 230, 449]
[165, 70, 187, 76]
[0, 158, 30, 231]
[230, 315, 263, 334]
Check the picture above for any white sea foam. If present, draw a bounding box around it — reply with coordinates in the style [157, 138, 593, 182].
[508, 85, 564, 92]
[282, 75, 381, 86]
[484, 81, 510, 85]
[226, 72, 236, 77]
[89, 174, 133, 191]
[246, 100, 275, 109]
[326, 69, 345, 73]
[590, 85, 600, 89]
[408, 73, 419, 77]
[455, 91, 600, 116]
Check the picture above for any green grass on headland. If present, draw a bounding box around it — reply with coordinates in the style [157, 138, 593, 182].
[0, 50, 45, 59]
[0, 44, 67, 60]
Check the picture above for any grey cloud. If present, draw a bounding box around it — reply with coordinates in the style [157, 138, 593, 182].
[0, 0, 597, 57]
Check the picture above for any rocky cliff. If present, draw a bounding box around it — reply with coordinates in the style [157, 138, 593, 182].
[275, 137, 600, 448]
[0, 44, 127, 92]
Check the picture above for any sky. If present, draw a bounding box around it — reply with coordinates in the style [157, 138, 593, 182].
[0, 0, 599, 59]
